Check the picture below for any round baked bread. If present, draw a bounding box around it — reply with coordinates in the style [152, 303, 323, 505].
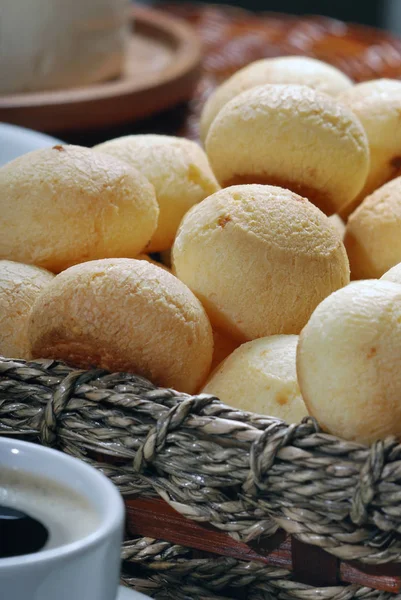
[95, 135, 219, 252]
[339, 79, 401, 218]
[381, 262, 401, 284]
[172, 184, 350, 342]
[159, 249, 172, 269]
[29, 258, 213, 394]
[345, 176, 401, 279]
[136, 254, 171, 272]
[211, 329, 239, 371]
[297, 279, 401, 444]
[200, 56, 353, 142]
[205, 84, 369, 216]
[0, 260, 54, 359]
[0, 145, 159, 272]
[203, 335, 308, 423]
[328, 214, 346, 240]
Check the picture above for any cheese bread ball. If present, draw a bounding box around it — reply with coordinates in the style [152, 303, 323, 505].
[381, 262, 401, 284]
[203, 335, 308, 423]
[29, 259, 213, 394]
[0, 145, 159, 273]
[159, 249, 172, 269]
[173, 185, 350, 342]
[211, 329, 239, 371]
[297, 280, 401, 444]
[95, 135, 219, 252]
[0, 260, 54, 359]
[136, 254, 171, 272]
[339, 79, 401, 218]
[345, 176, 401, 279]
[328, 214, 346, 240]
[200, 56, 353, 142]
[206, 84, 369, 216]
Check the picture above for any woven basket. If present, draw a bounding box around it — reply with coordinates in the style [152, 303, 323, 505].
[1, 356, 401, 599]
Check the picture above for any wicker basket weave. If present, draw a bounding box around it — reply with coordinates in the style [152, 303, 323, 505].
[1, 356, 401, 599]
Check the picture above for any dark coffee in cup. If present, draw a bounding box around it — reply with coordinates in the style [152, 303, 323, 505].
[0, 504, 48, 557]
[0, 466, 100, 558]
[0, 437, 124, 600]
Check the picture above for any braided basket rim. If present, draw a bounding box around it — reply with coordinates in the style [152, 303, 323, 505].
[1, 355, 401, 573]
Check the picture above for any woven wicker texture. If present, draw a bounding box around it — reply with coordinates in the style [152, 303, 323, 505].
[121, 536, 401, 600]
[1, 356, 401, 570]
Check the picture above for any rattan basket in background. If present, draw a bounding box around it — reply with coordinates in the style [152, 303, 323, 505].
[159, 3, 401, 143]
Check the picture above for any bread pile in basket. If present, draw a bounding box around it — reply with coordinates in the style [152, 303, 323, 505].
[2, 56, 401, 445]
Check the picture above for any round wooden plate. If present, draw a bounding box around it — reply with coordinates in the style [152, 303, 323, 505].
[0, 5, 202, 133]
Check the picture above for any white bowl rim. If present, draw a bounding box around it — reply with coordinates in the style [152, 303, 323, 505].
[0, 121, 62, 144]
[0, 436, 124, 570]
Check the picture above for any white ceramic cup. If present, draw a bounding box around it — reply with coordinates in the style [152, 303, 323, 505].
[0, 0, 130, 94]
[0, 437, 125, 600]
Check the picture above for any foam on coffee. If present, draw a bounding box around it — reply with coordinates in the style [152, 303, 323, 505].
[0, 467, 100, 551]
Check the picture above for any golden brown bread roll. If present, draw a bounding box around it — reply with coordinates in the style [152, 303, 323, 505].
[345, 176, 401, 279]
[172, 184, 350, 342]
[339, 79, 401, 219]
[136, 254, 171, 272]
[211, 329, 239, 371]
[297, 280, 401, 444]
[159, 249, 172, 269]
[203, 335, 308, 424]
[381, 262, 401, 284]
[95, 135, 219, 252]
[29, 258, 213, 394]
[0, 260, 54, 359]
[200, 56, 353, 142]
[328, 214, 346, 240]
[0, 145, 159, 273]
[205, 84, 369, 216]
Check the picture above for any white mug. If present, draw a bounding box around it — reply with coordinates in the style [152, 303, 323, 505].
[0, 437, 125, 600]
[0, 0, 130, 94]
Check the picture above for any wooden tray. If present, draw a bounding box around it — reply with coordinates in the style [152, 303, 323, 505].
[0, 5, 202, 133]
[125, 496, 401, 594]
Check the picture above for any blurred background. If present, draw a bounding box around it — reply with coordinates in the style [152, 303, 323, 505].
[3, 0, 401, 149]
[153, 0, 401, 32]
